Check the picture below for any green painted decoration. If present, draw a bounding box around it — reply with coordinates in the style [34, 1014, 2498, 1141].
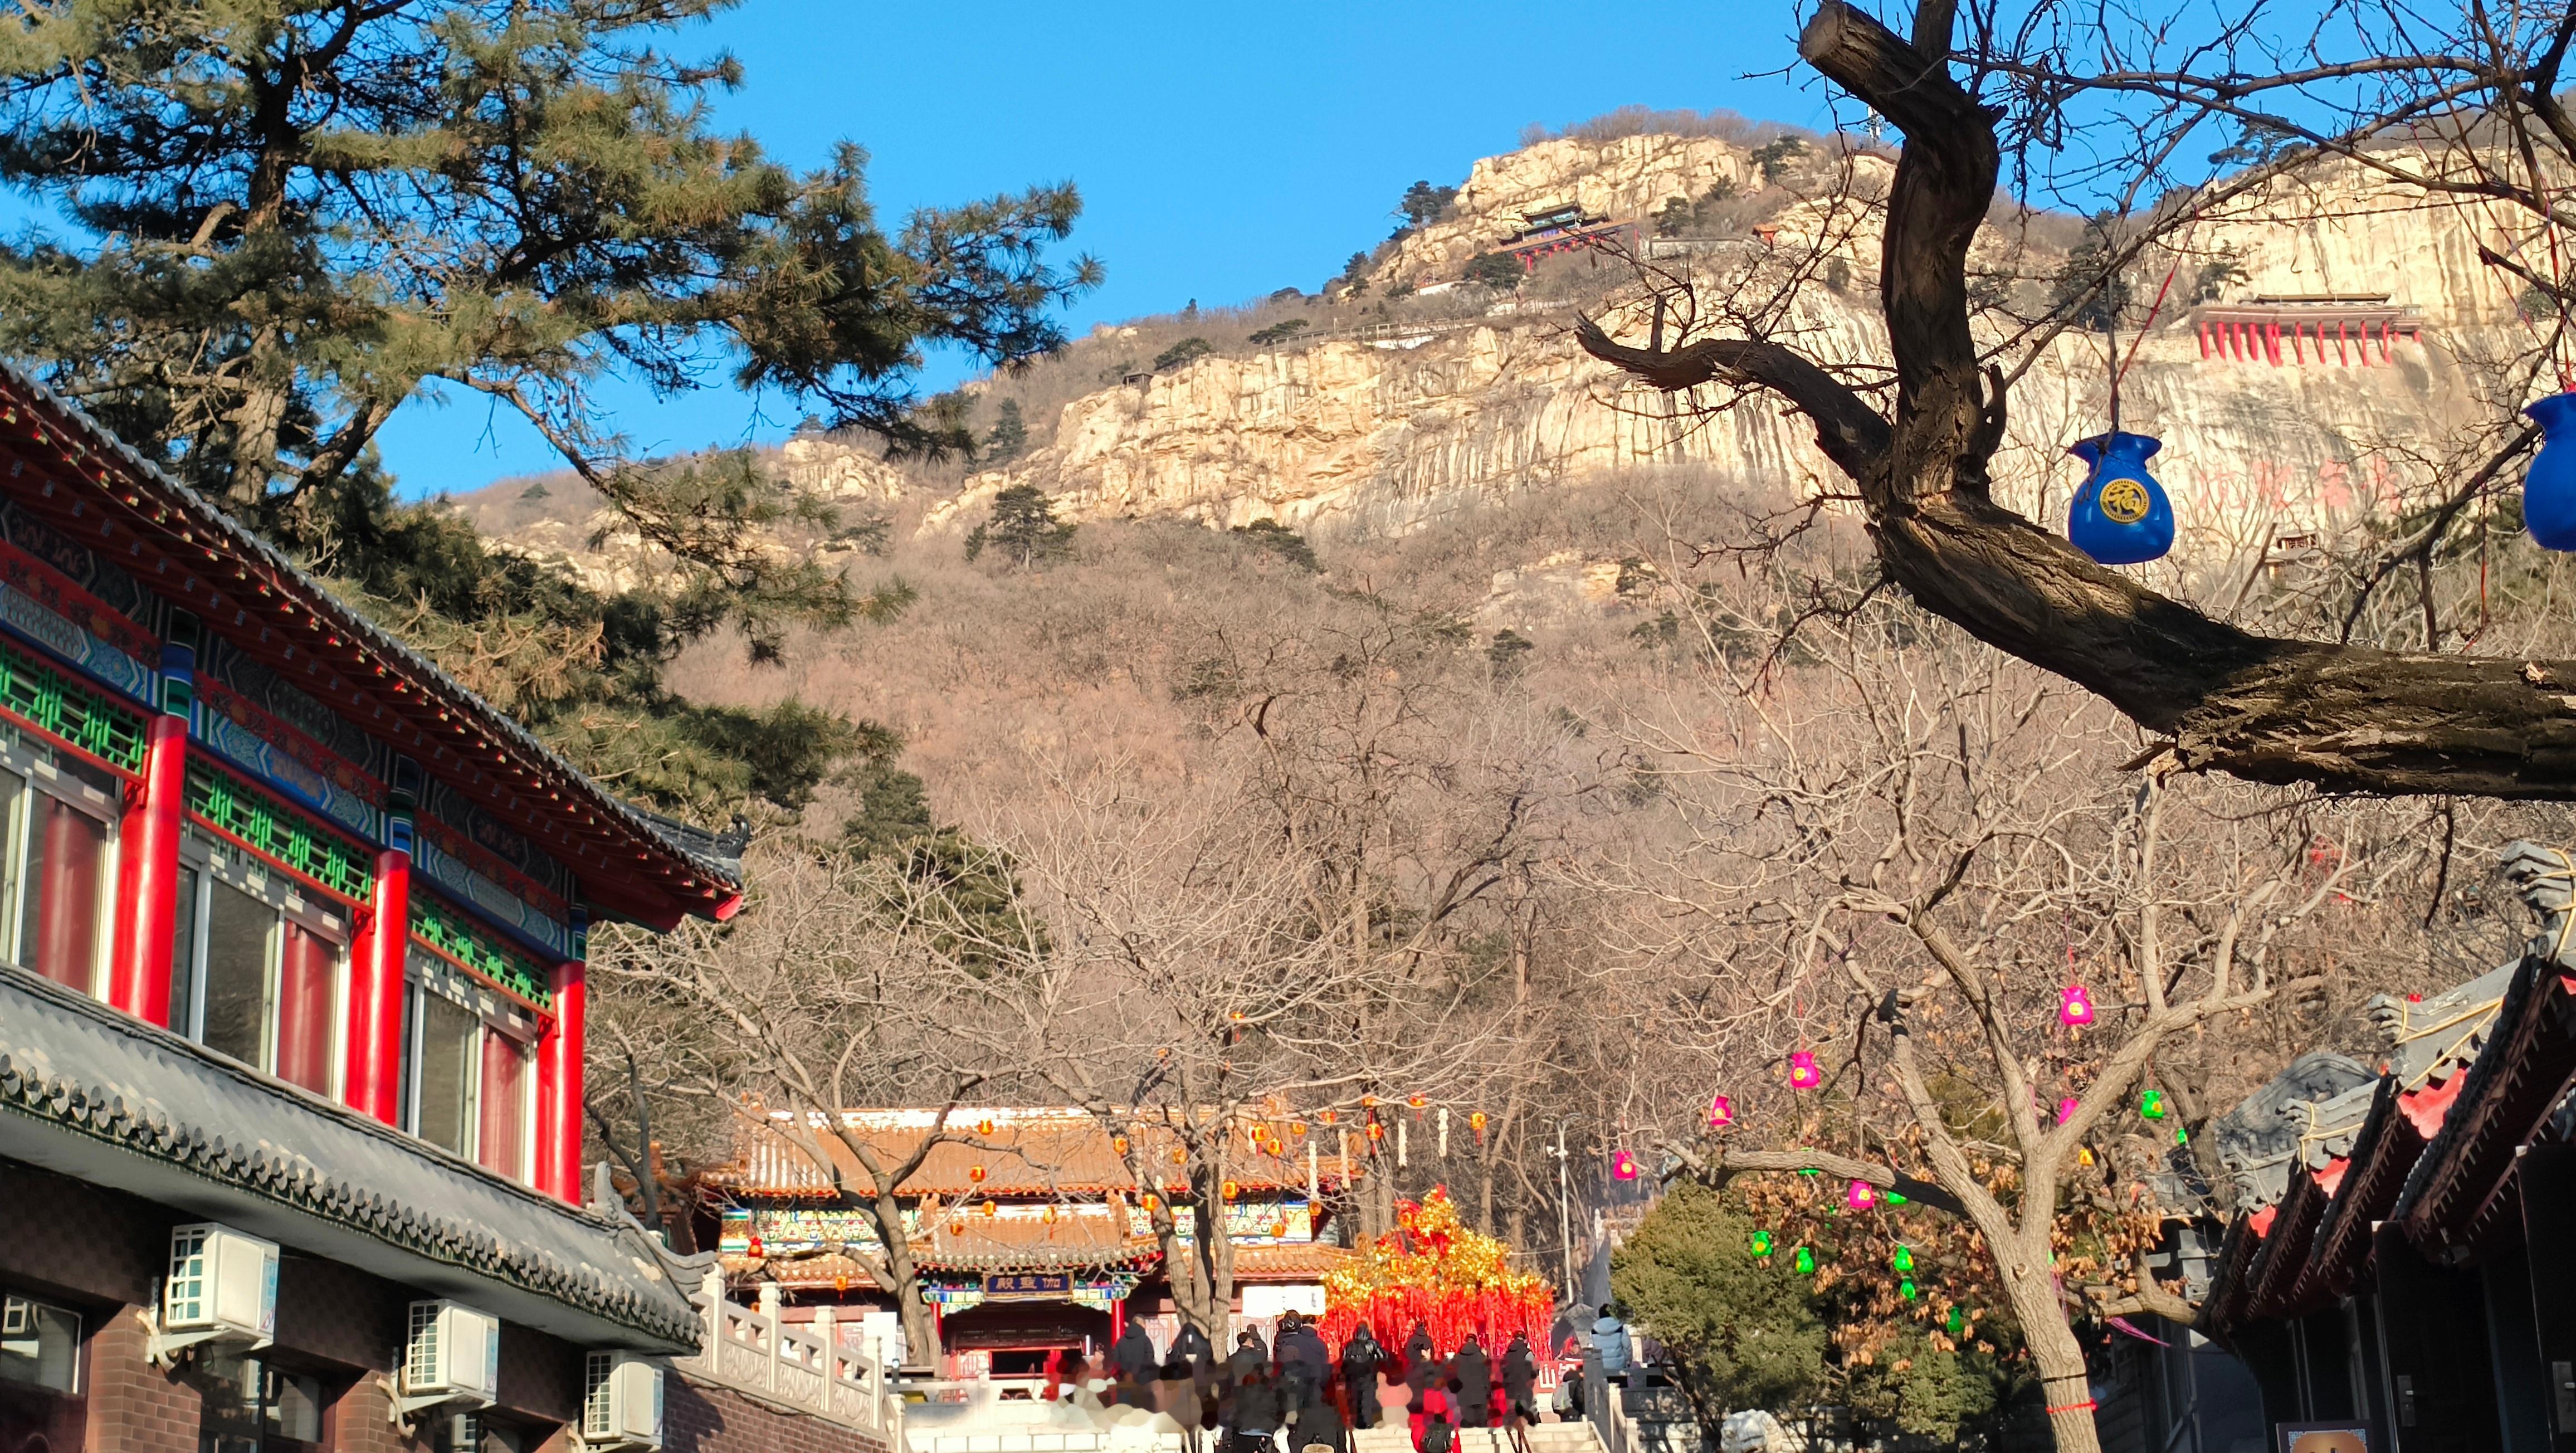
[1749, 1230, 1774, 1257]
[186, 764, 372, 900]
[1946, 1306, 1966, 1335]
[2139, 1089, 2168, 1120]
[1885, 1190, 1908, 1205]
[412, 897, 554, 1010]
[1891, 1245, 1915, 1272]
[1793, 1246, 1816, 1275]
[1897, 1278, 1918, 1301]
[0, 637, 146, 773]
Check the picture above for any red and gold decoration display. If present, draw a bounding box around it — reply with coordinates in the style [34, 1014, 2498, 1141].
[1319, 1187, 1554, 1362]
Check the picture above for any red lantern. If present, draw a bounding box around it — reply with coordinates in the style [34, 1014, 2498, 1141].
[1222, 1179, 1241, 1201]
[977, 1116, 997, 1137]
[1291, 1122, 1307, 1138]
[980, 1199, 997, 1217]
[969, 1164, 987, 1183]
[1170, 1147, 1188, 1166]
[1321, 1109, 1338, 1127]
[1141, 1193, 1162, 1212]
[1113, 1134, 1131, 1155]
[747, 1235, 765, 1260]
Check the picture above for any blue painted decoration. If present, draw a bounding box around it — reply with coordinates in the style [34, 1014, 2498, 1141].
[2067, 431, 2174, 565]
[2523, 392, 2576, 550]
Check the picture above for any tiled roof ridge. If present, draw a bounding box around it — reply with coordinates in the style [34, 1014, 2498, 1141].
[0, 361, 740, 898]
[0, 967, 699, 1345]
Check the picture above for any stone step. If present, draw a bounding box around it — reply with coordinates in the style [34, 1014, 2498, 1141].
[1352, 1423, 1607, 1453]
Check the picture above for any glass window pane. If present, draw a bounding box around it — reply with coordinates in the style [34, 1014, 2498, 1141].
[477, 1029, 529, 1179]
[264, 1365, 322, 1441]
[22, 794, 108, 992]
[168, 865, 200, 1037]
[0, 1294, 79, 1392]
[199, 880, 275, 1070]
[188, 1352, 262, 1453]
[415, 993, 477, 1157]
[272, 921, 338, 1096]
[397, 982, 417, 1133]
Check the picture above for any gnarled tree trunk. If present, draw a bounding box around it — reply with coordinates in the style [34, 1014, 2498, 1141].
[1579, 0, 2576, 801]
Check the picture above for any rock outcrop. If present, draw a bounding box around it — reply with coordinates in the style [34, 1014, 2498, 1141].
[497, 132, 2549, 596]
[908, 139, 2536, 578]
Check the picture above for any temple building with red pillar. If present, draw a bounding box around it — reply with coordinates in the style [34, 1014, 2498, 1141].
[713, 1109, 1358, 1381]
[0, 366, 900, 1453]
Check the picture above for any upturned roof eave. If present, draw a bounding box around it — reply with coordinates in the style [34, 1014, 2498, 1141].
[0, 363, 739, 926]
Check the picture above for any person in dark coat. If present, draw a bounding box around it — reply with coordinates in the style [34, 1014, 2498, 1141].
[1291, 1371, 1351, 1453]
[1113, 1322, 1160, 1406]
[1500, 1332, 1539, 1424]
[1338, 1323, 1388, 1429]
[1447, 1334, 1491, 1428]
[1402, 1323, 1437, 1413]
[1276, 1310, 1331, 1388]
[1177, 1320, 1219, 1403]
[1227, 1362, 1284, 1453]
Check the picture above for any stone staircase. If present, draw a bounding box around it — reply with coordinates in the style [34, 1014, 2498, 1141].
[1352, 1422, 1609, 1453]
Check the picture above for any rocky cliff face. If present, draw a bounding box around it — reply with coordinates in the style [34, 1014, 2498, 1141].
[897, 137, 2535, 577]
[499, 134, 2542, 597]
[1382, 133, 1759, 281]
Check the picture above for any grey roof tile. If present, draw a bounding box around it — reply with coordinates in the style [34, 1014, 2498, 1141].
[0, 966, 699, 1350]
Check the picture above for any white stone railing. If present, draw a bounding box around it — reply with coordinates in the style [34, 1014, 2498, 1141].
[674, 1270, 904, 1446]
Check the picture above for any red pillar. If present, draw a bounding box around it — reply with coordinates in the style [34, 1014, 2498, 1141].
[344, 840, 411, 1123]
[538, 958, 587, 1201]
[106, 714, 187, 1025]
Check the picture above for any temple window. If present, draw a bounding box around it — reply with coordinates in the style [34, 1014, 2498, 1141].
[0, 724, 119, 995]
[397, 948, 539, 1183]
[168, 827, 350, 1099]
[0, 1287, 84, 1447]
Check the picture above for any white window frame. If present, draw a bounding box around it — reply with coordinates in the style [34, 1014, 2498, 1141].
[173, 827, 350, 1098]
[400, 945, 541, 1184]
[0, 1286, 82, 1396]
[0, 723, 121, 998]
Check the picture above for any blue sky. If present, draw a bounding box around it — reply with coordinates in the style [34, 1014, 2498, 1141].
[375, 0, 1835, 496]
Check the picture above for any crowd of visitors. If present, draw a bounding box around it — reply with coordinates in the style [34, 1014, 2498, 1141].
[1074, 1313, 1548, 1453]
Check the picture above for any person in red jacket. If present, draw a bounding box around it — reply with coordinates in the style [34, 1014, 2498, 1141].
[1411, 1376, 1457, 1453]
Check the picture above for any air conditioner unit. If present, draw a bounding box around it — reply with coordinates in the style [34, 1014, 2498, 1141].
[396, 1300, 501, 1417]
[580, 1351, 663, 1451]
[150, 1222, 277, 1364]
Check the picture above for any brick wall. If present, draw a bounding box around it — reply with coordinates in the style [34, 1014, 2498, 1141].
[329, 1369, 433, 1453]
[0, 1155, 588, 1445]
[81, 1304, 199, 1453]
[665, 1376, 896, 1453]
[0, 1157, 165, 1306]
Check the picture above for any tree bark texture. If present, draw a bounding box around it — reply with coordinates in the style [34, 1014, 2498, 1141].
[1578, 0, 2576, 799]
